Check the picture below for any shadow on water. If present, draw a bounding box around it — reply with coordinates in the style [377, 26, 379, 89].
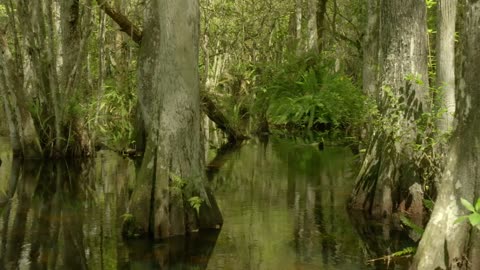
[0, 137, 413, 269]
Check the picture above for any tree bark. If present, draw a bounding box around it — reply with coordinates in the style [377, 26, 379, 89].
[96, 0, 142, 44]
[411, 1, 480, 268]
[307, 0, 319, 53]
[436, 0, 457, 133]
[349, 0, 429, 218]
[316, 0, 328, 53]
[295, 0, 303, 55]
[127, 0, 222, 239]
[0, 31, 42, 158]
[95, 0, 246, 144]
[362, 0, 380, 96]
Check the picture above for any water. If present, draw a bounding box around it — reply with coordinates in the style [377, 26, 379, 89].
[0, 136, 412, 269]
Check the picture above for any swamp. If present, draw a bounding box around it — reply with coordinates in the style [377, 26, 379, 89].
[0, 0, 479, 269]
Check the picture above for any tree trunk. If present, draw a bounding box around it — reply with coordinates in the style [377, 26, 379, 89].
[127, 0, 222, 239]
[411, 1, 480, 268]
[60, 0, 93, 156]
[436, 0, 457, 133]
[295, 0, 303, 55]
[0, 31, 42, 158]
[316, 0, 328, 53]
[14, 0, 93, 157]
[349, 0, 429, 218]
[96, 0, 246, 144]
[307, 0, 319, 53]
[362, 0, 380, 96]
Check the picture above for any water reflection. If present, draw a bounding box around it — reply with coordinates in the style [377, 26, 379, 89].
[207, 137, 412, 270]
[0, 150, 218, 270]
[0, 137, 412, 269]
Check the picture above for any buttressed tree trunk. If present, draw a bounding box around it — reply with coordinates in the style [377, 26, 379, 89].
[411, 1, 480, 268]
[127, 0, 222, 239]
[349, 0, 429, 219]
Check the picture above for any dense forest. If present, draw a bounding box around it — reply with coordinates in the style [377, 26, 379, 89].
[0, 0, 479, 269]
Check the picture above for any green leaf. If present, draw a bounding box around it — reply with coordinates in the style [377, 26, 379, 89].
[391, 246, 416, 257]
[454, 215, 468, 225]
[475, 198, 480, 212]
[189, 196, 203, 215]
[423, 199, 434, 211]
[468, 213, 480, 226]
[400, 215, 424, 235]
[461, 198, 475, 213]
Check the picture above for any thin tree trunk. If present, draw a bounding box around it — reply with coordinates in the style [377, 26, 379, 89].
[295, 0, 303, 55]
[316, 0, 328, 52]
[436, 0, 457, 133]
[93, 7, 107, 146]
[362, 0, 380, 96]
[307, 0, 319, 53]
[0, 32, 42, 158]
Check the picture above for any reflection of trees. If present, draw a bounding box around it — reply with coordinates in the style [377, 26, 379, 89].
[347, 211, 413, 269]
[208, 137, 413, 269]
[282, 139, 346, 266]
[29, 161, 58, 270]
[0, 152, 219, 269]
[208, 138, 374, 269]
[120, 231, 220, 269]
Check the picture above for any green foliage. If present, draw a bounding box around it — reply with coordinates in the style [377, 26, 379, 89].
[120, 213, 142, 238]
[373, 76, 450, 192]
[399, 215, 424, 235]
[426, 0, 437, 9]
[90, 83, 137, 150]
[121, 213, 134, 223]
[188, 196, 204, 215]
[423, 199, 435, 212]
[455, 198, 480, 228]
[170, 172, 187, 195]
[252, 54, 371, 132]
[169, 173, 205, 214]
[390, 246, 417, 257]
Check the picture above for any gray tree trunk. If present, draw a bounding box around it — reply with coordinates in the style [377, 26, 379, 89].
[127, 0, 222, 239]
[15, 0, 91, 157]
[362, 0, 380, 96]
[316, 0, 328, 53]
[307, 0, 319, 53]
[436, 0, 457, 133]
[0, 31, 42, 158]
[295, 0, 303, 55]
[411, 1, 480, 268]
[349, 0, 429, 218]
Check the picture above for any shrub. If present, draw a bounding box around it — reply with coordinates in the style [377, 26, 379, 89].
[252, 54, 371, 132]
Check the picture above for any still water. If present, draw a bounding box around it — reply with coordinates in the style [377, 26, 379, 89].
[0, 136, 412, 269]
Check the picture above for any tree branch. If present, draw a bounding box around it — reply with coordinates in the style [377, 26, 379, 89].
[96, 0, 142, 44]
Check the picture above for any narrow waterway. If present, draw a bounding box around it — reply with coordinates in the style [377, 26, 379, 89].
[0, 137, 412, 269]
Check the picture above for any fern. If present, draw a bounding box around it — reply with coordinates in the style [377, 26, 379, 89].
[391, 246, 417, 257]
[399, 215, 425, 235]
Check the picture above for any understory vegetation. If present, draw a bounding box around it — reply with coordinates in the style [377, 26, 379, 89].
[253, 54, 371, 132]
